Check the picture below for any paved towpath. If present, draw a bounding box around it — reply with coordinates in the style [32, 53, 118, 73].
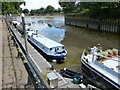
[0, 19, 28, 88]
[0, 18, 3, 90]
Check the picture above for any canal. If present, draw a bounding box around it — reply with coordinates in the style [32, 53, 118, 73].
[16, 16, 119, 73]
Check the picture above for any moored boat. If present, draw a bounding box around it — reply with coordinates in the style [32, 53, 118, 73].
[27, 31, 67, 62]
[16, 22, 31, 34]
[81, 45, 120, 89]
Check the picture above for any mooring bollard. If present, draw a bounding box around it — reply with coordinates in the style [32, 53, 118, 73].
[51, 60, 56, 70]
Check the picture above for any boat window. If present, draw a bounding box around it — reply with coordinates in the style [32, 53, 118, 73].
[116, 65, 120, 69]
[111, 68, 114, 70]
[62, 47, 64, 49]
[43, 47, 44, 49]
[55, 48, 57, 52]
[50, 48, 52, 50]
[62, 50, 65, 53]
[86, 59, 88, 63]
[57, 48, 59, 50]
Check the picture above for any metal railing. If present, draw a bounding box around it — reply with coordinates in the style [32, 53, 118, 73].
[5, 18, 48, 89]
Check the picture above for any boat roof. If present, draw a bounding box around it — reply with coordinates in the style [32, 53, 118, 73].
[102, 56, 120, 74]
[28, 31, 64, 48]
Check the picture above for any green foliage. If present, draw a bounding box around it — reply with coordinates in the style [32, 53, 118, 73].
[2, 2, 25, 15]
[22, 9, 29, 14]
[79, 2, 120, 19]
[59, 1, 120, 19]
[29, 5, 62, 15]
[59, 1, 76, 13]
[44, 5, 55, 13]
[30, 8, 46, 15]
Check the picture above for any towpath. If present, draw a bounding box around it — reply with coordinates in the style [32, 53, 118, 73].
[0, 18, 28, 88]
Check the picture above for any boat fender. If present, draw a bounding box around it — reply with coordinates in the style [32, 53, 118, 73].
[73, 78, 78, 84]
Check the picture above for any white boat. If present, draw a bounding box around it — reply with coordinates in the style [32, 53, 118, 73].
[16, 22, 31, 34]
[27, 31, 67, 61]
[81, 45, 120, 89]
[11, 20, 20, 28]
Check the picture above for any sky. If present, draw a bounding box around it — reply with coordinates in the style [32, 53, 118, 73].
[20, 0, 61, 10]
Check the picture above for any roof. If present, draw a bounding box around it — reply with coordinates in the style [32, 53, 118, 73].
[28, 31, 64, 48]
[103, 56, 120, 74]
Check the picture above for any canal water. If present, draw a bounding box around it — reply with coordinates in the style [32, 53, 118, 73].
[17, 16, 119, 72]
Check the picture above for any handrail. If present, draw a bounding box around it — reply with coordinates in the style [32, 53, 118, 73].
[5, 18, 48, 89]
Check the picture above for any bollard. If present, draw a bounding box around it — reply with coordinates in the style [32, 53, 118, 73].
[51, 60, 57, 70]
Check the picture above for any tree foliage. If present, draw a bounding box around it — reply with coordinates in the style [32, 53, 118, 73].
[44, 5, 55, 13]
[59, 1, 120, 19]
[2, 2, 25, 15]
[59, 1, 76, 13]
[29, 5, 62, 15]
[22, 9, 29, 14]
[78, 2, 120, 19]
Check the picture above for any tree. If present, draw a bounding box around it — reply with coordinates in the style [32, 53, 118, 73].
[77, 2, 120, 19]
[22, 9, 29, 14]
[59, 1, 120, 19]
[45, 5, 55, 13]
[57, 8, 62, 13]
[2, 2, 25, 15]
[30, 9, 36, 15]
[59, 0, 76, 13]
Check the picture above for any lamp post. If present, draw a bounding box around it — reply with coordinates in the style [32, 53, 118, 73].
[21, 13, 31, 88]
[21, 13, 28, 54]
[9, 14, 12, 23]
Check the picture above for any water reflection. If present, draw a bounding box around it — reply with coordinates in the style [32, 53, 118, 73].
[16, 16, 65, 42]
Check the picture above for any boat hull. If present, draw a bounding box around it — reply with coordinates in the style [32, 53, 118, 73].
[81, 59, 120, 90]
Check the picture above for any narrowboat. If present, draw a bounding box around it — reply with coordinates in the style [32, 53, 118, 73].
[27, 31, 67, 61]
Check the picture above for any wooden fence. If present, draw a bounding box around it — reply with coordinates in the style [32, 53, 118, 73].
[65, 15, 120, 34]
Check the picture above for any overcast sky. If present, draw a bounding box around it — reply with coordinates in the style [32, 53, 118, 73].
[20, 0, 61, 10]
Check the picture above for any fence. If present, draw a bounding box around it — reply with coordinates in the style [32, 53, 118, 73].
[65, 15, 120, 34]
[5, 18, 48, 89]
